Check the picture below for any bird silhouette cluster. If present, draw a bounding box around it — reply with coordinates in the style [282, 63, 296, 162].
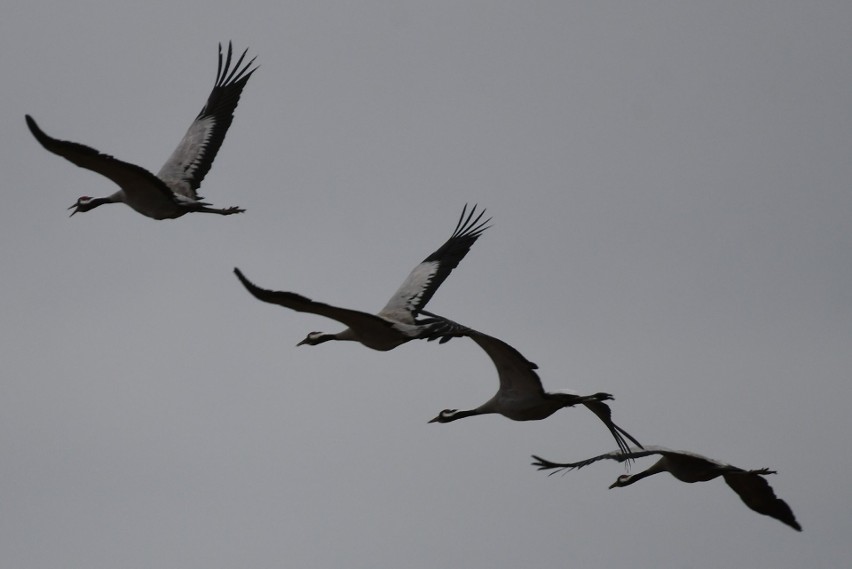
[26, 42, 801, 533]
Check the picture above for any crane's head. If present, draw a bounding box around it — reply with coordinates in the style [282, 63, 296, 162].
[427, 408, 480, 423]
[428, 409, 458, 423]
[69, 196, 100, 216]
[609, 474, 634, 489]
[296, 332, 333, 346]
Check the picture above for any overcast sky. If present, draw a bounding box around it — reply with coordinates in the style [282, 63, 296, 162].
[2, 1, 851, 567]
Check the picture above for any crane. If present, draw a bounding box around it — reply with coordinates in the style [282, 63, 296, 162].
[26, 42, 255, 219]
[532, 446, 801, 531]
[234, 205, 489, 351]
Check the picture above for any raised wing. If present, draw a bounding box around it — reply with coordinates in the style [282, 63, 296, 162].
[234, 268, 396, 335]
[723, 472, 802, 531]
[157, 42, 257, 199]
[415, 313, 544, 397]
[466, 330, 546, 398]
[531, 446, 672, 473]
[26, 115, 178, 204]
[380, 204, 490, 319]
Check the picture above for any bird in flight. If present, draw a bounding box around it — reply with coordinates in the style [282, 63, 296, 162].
[26, 42, 256, 219]
[234, 205, 490, 351]
[532, 446, 801, 531]
[427, 322, 642, 457]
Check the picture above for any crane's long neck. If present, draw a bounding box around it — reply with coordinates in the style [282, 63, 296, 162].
[314, 333, 340, 344]
[70, 195, 117, 216]
[86, 196, 119, 209]
[297, 332, 338, 346]
[432, 408, 485, 423]
[103, 190, 128, 205]
[616, 459, 668, 487]
[94, 196, 118, 207]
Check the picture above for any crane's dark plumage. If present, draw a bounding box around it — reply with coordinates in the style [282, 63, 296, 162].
[234, 205, 489, 351]
[26, 42, 255, 219]
[532, 446, 801, 531]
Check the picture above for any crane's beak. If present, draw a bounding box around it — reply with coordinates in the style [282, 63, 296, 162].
[296, 338, 308, 346]
[68, 203, 79, 217]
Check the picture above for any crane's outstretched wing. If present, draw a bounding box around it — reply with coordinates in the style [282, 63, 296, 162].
[380, 204, 490, 318]
[26, 115, 178, 204]
[157, 42, 257, 199]
[723, 472, 802, 531]
[531, 446, 673, 474]
[233, 268, 397, 336]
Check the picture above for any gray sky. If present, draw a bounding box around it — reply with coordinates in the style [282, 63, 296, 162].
[3, 1, 851, 567]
